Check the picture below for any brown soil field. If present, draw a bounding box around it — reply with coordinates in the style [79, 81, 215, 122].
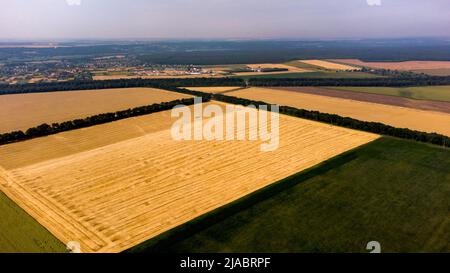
[299, 60, 360, 71]
[332, 59, 450, 71]
[184, 86, 243, 94]
[0, 102, 377, 253]
[0, 88, 191, 133]
[279, 87, 450, 114]
[227, 88, 450, 137]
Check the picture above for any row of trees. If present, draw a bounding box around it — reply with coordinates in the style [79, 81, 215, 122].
[0, 78, 244, 95]
[0, 98, 199, 145]
[360, 67, 431, 78]
[2, 75, 450, 95]
[213, 93, 450, 148]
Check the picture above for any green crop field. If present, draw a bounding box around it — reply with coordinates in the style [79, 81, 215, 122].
[328, 86, 450, 102]
[129, 137, 450, 253]
[0, 191, 66, 253]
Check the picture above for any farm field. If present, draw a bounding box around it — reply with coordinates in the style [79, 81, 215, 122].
[227, 63, 310, 77]
[277, 87, 450, 114]
[0, 102, 378, 253]
[0, 87, 191, 133]
[332, 59, 450, 71]
[299, 60, 360, 71]
[227, 87, 450, 137]
[0, 190, 66, 253]
[184, 86, 243, 94]
[234, 71, 379, 80]
[246, 63, 310, 72]
[327, 86, 450, 103]
[141, 137, 450, 253]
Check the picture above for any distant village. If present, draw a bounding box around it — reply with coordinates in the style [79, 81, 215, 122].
[0, 55, 215, 84]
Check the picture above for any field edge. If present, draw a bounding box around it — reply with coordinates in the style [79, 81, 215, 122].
[125, 137, 379, 253]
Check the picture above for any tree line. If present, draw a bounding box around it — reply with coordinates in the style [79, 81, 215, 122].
[360, 67, 430, 78]
[2, 75, 450, 95]
[0, 98, 200, 145]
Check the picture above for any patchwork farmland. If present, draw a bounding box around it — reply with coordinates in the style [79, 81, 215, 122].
[276, 87, 450, 114]
[0, 102, 378, 253]
[299, 60, 360, 71]
[326, 86, 450, 103]
[332, 59, 450, 70]
[146, 137, 450, 253]
[245, 63, 310, 73]
[0, 88, 191, 133]
[332, 59, 450, 76]
[226, 87, 450, 137]
[184, 86, 243, 94]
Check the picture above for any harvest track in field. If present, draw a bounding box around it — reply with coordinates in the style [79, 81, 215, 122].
[0, 87, 191, 133]
[0, 102, 378, 253]
[227, 87, 450, 137]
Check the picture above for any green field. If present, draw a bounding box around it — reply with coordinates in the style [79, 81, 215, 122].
[328, 86, 450, 102]
[283, 60, 327, 71]
[0, 191, 66, 253]
[234, 71, 380, 80]
[129, 137, 450, 253]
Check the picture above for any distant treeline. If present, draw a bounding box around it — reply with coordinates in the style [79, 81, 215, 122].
[3, 40, 450, 65]
[2, 75, 450, 96]
[0, 78, 244, 95]
[260, 68, 289, 73]
[0, 98, 199, 145]
[360, 68, 430, 78]
[213, 93, 450, 148]
[1, 85, 449, 148]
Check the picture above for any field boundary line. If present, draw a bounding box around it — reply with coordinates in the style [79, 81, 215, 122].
[125, 138, 380, 253]
[0, 167, 111, 252]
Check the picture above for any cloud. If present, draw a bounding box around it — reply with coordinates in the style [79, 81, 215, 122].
[367, 0, 382, 6]
[66, 0, 82, 6]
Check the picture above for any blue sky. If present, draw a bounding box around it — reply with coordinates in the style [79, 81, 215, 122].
[1, 0, 449, 40]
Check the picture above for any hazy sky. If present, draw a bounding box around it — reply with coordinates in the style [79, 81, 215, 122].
[1, 0, 449, 40]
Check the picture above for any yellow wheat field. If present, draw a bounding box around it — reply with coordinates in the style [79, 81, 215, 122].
[233, 63, 311, 76]
[227, 87, 450, 137]
[0, 88, 191, 133]
[0, 102, 378, 253]
[299, 60, 361, 71]
[184, 86, 242, 94]
[246, 63, 309, 72]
